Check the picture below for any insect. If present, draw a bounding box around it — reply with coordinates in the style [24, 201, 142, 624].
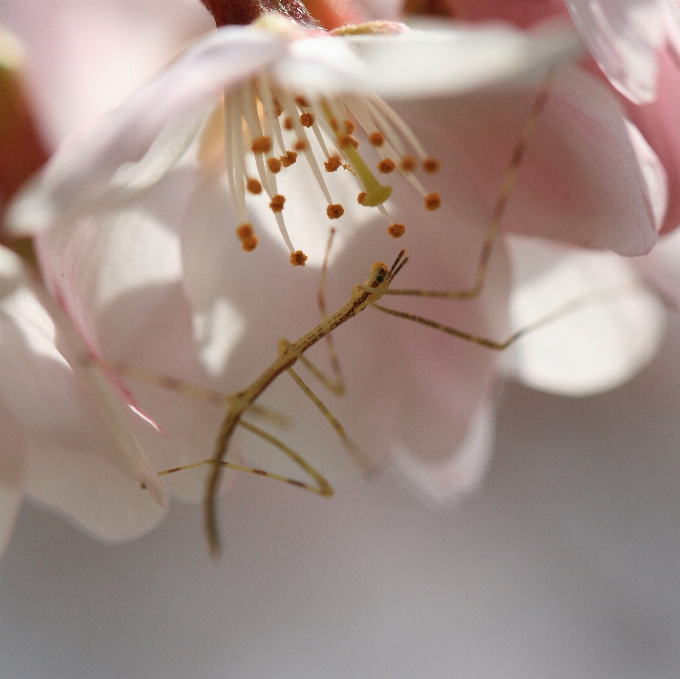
[123, 69, 634, 557]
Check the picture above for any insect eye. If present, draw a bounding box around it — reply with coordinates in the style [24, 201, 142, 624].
[375, 274, 385, 284]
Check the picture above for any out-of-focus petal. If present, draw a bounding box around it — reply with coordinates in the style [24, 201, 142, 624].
[1, 0, 212, 146]
[624, 119, 668, 230]
[0, 410, 25, 558]
[501, 235, 666, 395]
[662, 0, 680, 61]
[4, 29, 287, 236]
[348, 19, 582, 98]
[390, 397, 495, 505]
[563, 0, 664, 103]
[624, 47, 680, 233]
[633, 227, 680, 309]
[0, 245, 25, 300]
[23, 437, 166, 543]
[0, 288, 167, 505]
[408, 66, 659, 255]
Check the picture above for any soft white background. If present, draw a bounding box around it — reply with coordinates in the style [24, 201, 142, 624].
[1, 319, 679, 679]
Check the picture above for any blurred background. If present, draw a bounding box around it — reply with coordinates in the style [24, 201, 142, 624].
[2, 323, 679, 679]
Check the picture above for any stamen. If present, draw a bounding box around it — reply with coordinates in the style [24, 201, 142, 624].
[236, 223, 258, 251]
[280, 150, 297, 167]
[283, 117, 294, 130]
[251, 136, 272, 153]
[425, 192, 441, 210]
[423, 158, 439, 173]
[343, 120, 354, 134]
[295, 96, 310, 107]
[369, 132, 384, 146]
[324, 155, 342, 172]
[270, 194, 286, 212]
[387, 223, 405, 238]
[268, 157, 282, 173]
[377, 158, 395, 174]
[293, 139, 308, 151]
[246, 178, 262, 194]
[290, 250, 308, 266]
[400, 156, 416, 172]
[326, 204, 344, 219]
[299, 112, 315, 127]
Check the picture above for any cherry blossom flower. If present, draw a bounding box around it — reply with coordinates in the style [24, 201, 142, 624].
[3, 5, 666, 514]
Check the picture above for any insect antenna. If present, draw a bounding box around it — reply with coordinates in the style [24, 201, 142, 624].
[389, 249, 408, 281]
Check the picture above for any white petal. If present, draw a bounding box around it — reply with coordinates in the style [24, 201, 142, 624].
[349, 19, 582, 98]
[501, 236, 666, 395]
[633, 227, 680, 309]
[563, 0, 665, 103]
[24, 437, 166, 543]
[0, 245, 26, 301]
[390, 397, 496, 506]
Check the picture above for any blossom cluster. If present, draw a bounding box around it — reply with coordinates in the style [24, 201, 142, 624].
[1, 0, 679, 556]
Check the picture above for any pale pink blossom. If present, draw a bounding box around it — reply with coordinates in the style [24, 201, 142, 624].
[4, 13, 665, 509]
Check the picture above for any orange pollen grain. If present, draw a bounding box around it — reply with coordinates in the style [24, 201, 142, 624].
[236, 224, 258, 250]
[299, 112, 315, 128]
[241, 236, 258, 252]
[280, 151, 297, 167]
[269, 194, 286, 212]
[246, 178, 262, 194]
[377, 158, 396, 174]
[295, 96, 310, 107]
[369, 132, 384, 147]
[324, 155, 342, 172]
[236, 223, 254, 239]
[343, 120, 354, 134]
[293, 139, 307, 151]
[326, 204, 344, 219]
[268, 157, 282, 173]
[339, 135, 358, 149]
[329, 117, 339, 131]
[400, 155, 416, 172]
[283, 117, 293, 130]
[423, 157, 440, 174]
[424, 192, 441, 211]
[357, 192, 367, 205]
[387, 223, 406, 238]
[273, 100, 283, 117]
[251, 136, 272, 154]
[290, 250, 308, 266]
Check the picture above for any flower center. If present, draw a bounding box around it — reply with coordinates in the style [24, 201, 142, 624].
[214, 74, 440, 264]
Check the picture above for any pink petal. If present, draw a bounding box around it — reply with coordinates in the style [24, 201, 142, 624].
[501, 235, 666, 395]
[406, 66, 659, 255]
[563, 0, 664, 103]
[624, 47, 680, 233]
[5, 28, 288, 236]
[390, 397, 495, 505]
[1, 0, 212, 146]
